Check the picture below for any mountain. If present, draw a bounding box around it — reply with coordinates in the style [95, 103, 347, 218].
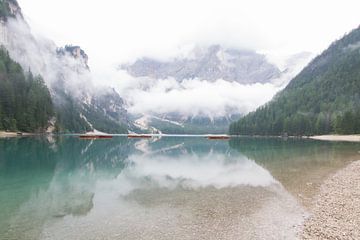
[56, 45, 89, 69]
[0, 0, 128, 133]
[132, 114, 241, 134]
[0, 0, 22, 20]
[52, 45, 128, 133]
[122, 45, 281, 84]
[230, 26, 360, 136]
[121, 45, 312, 134]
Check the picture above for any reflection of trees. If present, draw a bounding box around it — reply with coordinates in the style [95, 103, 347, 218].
[229, 137, 360, 168]
[53, 136, 130, 176]
[0, 137, 57, 237]
[229, 137, 360, 205]
[0, 136, 131, 240]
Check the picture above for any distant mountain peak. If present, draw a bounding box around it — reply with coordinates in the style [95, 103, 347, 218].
[121, 44, 281, 84]
[0, 0, 22, 20]
[57, 45, 89, 69]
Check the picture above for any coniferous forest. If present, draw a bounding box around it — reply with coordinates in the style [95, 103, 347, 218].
[0, 47, 54, 132]
[0, 47, 128, 133]
[230, 26, 360, 136]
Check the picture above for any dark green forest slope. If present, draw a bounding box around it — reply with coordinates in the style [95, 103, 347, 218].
[230, 26, 360, 136]
[0, 47, 127, 134]
[0, 48, 54, 132]
[0, 0, 128, 134]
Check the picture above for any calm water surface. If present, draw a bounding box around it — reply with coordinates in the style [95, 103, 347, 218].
[0, 136, 359, 240]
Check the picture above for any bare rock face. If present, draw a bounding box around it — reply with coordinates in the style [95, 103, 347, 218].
[7, 0, 21, 17]
[0, 0, 22, 20]
[57, 45, 89, 69]
[122, 45, 281, 84]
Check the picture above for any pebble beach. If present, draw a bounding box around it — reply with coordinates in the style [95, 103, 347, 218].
[301, 160, 360, 239]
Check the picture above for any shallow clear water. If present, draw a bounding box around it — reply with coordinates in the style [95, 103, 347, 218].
[0, 136, 359, 240]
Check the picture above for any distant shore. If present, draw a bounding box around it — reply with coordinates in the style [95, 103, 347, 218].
[308, 134, 360, 142]
[2, 132, 360, 143]
[0, 131, 33, 138]
[0, 131, 18, 138]
[301, 160, 360, 239]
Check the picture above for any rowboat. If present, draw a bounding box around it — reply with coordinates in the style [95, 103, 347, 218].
[207, 135, 231, 140]
[79, 135, 113, 139]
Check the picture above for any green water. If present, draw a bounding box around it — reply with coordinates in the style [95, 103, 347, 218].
[0, 136, 359, 240]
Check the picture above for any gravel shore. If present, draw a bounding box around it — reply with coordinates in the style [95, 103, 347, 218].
[0, 131, 34, 138]
[301, 160, 360, 239]
[0, 131, 18, 138]
[309, 135, 360, 142]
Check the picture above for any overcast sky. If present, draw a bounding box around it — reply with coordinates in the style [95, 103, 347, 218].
[18, 0, 360, 67]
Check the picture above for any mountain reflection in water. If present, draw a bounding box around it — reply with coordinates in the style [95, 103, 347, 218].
[0, 136, 359, 240]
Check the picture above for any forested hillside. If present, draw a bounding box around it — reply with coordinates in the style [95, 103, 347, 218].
[54, 91, 128, 134]
[0, 47, 54, 132]
[230, 26, 360, 136]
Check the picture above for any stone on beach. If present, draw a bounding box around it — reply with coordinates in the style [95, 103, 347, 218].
[302, 160, 360, 239]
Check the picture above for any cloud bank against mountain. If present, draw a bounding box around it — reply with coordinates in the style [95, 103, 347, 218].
[121, 45, 281, 84]
[117, 45, 313, 133]
[0, 0, 129, 133]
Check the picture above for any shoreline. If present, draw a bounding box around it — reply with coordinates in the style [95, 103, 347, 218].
[2, 131, 360, 142]
[0, 131, 20, 138]
[308, 134, 360, 142]
[301, 160, 360, 239]
[0, 131, 35, 138]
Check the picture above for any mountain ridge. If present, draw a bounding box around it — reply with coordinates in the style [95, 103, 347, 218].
[230, 25, 360, 136]
[120, 45, 312, 134]
[0, 0, 129, 133]
[121, 45, 282, 84]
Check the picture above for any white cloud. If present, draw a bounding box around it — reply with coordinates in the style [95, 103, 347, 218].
[127, 79, 279, 117]
[12, 0, 360, 119]
[93, 68, 283, 117]
[18, 0, 360, 67]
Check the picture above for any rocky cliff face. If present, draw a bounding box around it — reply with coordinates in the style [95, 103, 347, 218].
[0, 0, 22, 20]
[57, 45, 89, 69]
[0, 0, 129, 133]
[122, 45, 281, 84]
[53, 46, 129, 133]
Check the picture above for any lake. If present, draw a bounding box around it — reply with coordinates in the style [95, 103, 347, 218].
[1, 136, 359, 240]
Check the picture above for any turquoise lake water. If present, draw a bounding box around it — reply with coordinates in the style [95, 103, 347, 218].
[1, 136, 359, 239]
